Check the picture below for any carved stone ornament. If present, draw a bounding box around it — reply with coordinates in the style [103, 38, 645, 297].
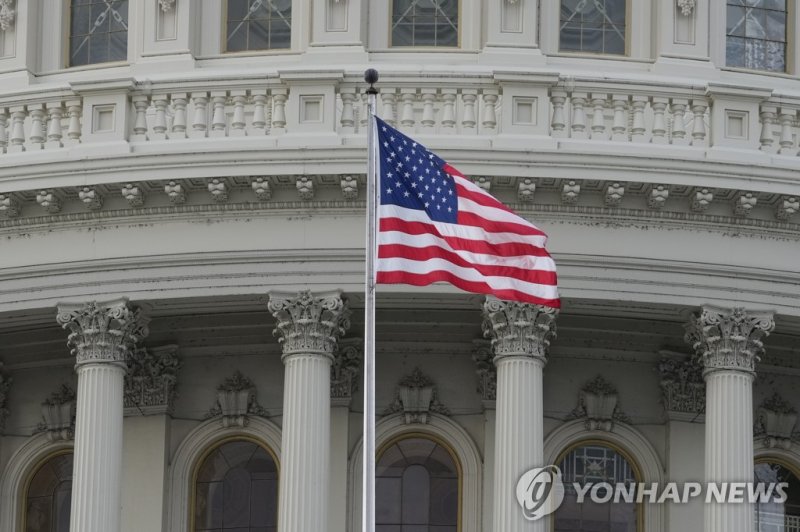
[385, 367, 450, 424]
[472, 340, 496, 402]
[684, 306, 775, 375]
[677, 0, 695, 16]
[205, 371, 269, 428]
[268, 290, 351, 358]
[567, 375, 630, 432]
[0, 365, 10, 434]
[124, 345, 181, 416]
[35, 385, 76, 441]
[56, 300, 150, 367]
[330, 339, 362, 403]
[482, 297, 557, 362]
[0, 0, 15, 32]
[659, 357, 705, 420]
[159, 0, 176, 12]
[755, 393, 798, 450]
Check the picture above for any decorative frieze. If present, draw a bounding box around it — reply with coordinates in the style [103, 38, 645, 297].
[648, 185, 669, 209]
[340, 175, 358, 200]
[56, 300, 150, 366]
[36, 190, 62, 213]
[561, 180, 580, 204]
[734, 192, 757, 217]
[474, 176, 492, 192]
[568, 375, 630, 431]
[685, 306, 775, 375]
[36, 384, 76, 441]
[517, 178, 535, 202]
[268, 290, 350, 358]
[472, 340, 496, 402]
[385, 367, 450, 424]
[124, 345, 181, 415]
[481, 297, 557, 362]
[0, 365, 10, 434]
[756, 393, 797, 449]
[604, 182, 625, 207]
[776, 196, 799, 221]
[121, 183, 145, 207]
[164, 180, 186, 204]
[659, 357, 705, 420]
[691, 188, 714, 212]
[205, 371, 269, 427]
[330, 339, 361, 403]
[0, 193, 20, 217]
[208, 178, 229, 203]
[296, 176, 314, 200]
[252, 177, 272, 201]
[78, 187, 103, 210]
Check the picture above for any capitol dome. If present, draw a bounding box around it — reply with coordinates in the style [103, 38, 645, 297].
[0, 1, 799, 532]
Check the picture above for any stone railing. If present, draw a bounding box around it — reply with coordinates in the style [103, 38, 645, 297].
[0, 72, 798, 169]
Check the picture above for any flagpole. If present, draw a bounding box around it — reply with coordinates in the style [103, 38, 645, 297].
[362, 68, 379, 532]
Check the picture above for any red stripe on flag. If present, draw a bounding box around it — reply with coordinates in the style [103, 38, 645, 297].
[378, 244, 558, 285]
[380, 217, 551, 258]
[456, 211, 546, 237]
[454, 181, 516, 215]
[377, 270, 562, 308]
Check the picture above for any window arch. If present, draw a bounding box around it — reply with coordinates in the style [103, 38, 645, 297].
[191, 437, 279, 532]
[754, 457, 800, 531]
[553, 440, 642, 532]
[23, 451, 74, 532]
[376, 433, 460, 531]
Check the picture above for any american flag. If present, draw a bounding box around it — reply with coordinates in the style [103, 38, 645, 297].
[375, 117, 560, 308]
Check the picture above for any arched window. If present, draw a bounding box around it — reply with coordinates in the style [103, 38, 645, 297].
[24, 452, 73, 532]
[755, 459, 800, 531]
[376, 435, 460, 531]
[554, 442, 640, 532]
[559, 0, 627, 55]
[193, 438, 279, 532]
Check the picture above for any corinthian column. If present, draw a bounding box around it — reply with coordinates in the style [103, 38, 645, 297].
[268, 290, 350, 532]
[685, 306, 774, 532]
[56, 300, 148, 532]
[482, 297, 557, 532]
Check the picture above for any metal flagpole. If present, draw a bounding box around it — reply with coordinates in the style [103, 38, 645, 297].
[362, 68, 379, 532]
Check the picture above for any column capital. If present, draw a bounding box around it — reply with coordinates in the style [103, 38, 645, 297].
[268, 290, 351, 358]
[684, 306, 775, 375]
[481, 297, 557, 362]
[56, 299, 149, 367]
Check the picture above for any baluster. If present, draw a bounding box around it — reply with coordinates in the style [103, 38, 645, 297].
[570, 93, 587, 139]
[590, 93, 608, 140]
[440, 89, 457, 134]
[380, 88, 396, 125]
[359, 91, 369, 132]
[271, 88, 288, 134]
[610, 94, 628, 142]
[45, 102, 64, 148]
[690, 98, 708, 147]
[131, 95, 150, 141]
[151, 95, 169, 140]
[190, 92, 209, 138]
[400, 89, 416, 132]
[759, 105, 777, 152]
[778, 108, 796, 155]
[550, 90, 567, 138]
[210, 92, 228, 137]
[339, 87, 356, 134]
[420, 89, 437, 132]
[0, 108, 7, 152]
[252, 91, 268, 134]
[631, 95, 648, 142]
[651, 97, 669, 144]
[66, 101, 82, 144]
[482, 90, 498, 131]
[670, 99, 688, 145]
[461, 89, 477, 131]
[8, 106, 26, 153]
[170, 93, 188, 139]
[230, 91, 247, 136]
[27, 104, 45, 150]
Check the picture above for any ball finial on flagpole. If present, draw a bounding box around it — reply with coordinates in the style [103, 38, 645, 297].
[364, 69, 379, 94]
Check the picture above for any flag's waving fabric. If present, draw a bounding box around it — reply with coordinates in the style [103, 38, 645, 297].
[375, 117, 560, 308]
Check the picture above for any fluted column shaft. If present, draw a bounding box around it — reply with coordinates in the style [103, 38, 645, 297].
[482, 298, 557, 532]
[686, 306, 774, 532]
[268, 290, 350, 532]
[56, 300, 148, 532]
